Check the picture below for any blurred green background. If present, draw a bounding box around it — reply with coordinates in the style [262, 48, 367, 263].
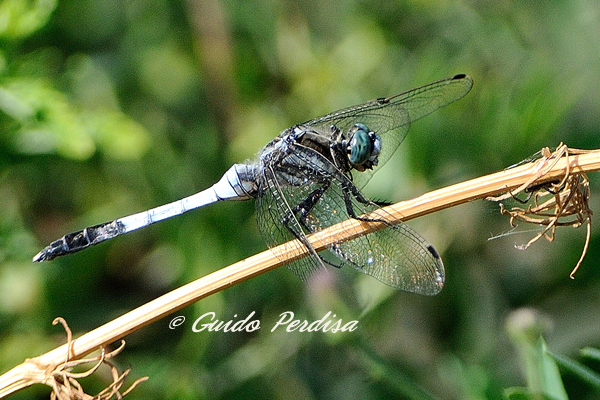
[1, 0, 600, 399]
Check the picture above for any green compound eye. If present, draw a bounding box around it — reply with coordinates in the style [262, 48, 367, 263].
[348, 123, 374, 166]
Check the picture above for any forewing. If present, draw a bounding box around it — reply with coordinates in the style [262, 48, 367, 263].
[301, 74, 473, 188]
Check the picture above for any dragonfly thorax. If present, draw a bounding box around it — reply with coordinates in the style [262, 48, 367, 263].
[345, 123, 381, 172]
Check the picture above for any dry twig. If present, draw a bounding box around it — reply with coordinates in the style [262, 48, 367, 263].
[31, 318, 147, 400]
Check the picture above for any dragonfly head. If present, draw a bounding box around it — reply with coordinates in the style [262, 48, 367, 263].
[347, 123, 381, 172]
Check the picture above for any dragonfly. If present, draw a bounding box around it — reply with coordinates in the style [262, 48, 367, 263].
[33, 74, 472, 295]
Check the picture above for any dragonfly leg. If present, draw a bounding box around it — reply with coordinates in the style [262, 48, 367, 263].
[372, 200, 393, 207]
[340, 181, 392, 226]
[290, 183, 329, 230]
[280, 181, 346, 270]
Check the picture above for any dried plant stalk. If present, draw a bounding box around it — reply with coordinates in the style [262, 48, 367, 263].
[1, 145, 600, 398]
[9, 318, 148, 400]
[488, 144, 593, 278]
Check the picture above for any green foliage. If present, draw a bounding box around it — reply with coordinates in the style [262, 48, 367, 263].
[0, 0, 56, 40]
[1, 1, 600, 399]
[505, 309, 568, 400]
[550, 348, 600, 393]
[0, 4, 150, 161]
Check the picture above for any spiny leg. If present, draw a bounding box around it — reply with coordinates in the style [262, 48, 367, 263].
[282, 181, 343, 269]
[290, 182, 330, 230]
[340, 180, 393, 226]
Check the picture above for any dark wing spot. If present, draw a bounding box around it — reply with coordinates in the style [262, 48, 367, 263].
[427, 245, 441, 260]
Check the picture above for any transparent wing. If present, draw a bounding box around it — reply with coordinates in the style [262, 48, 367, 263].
[255, 143, 444, 294]
[255, 155, 326, 281]
[313, 181, 445, 295]
[301, 74, 473, 188]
